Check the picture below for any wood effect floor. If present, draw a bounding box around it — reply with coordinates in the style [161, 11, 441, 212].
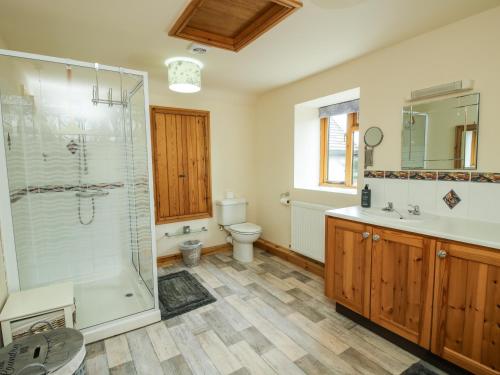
[85, 248, 420, 375]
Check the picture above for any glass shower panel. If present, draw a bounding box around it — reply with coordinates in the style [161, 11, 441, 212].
[0, 54, 155, 330]
[122, 75, 154, 295]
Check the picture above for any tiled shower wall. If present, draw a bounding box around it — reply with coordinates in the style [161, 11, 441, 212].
[364, 171, 500, 224]
[2, 90, 152, 289]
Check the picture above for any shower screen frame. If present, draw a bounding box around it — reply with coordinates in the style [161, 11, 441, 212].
[0, 48, 160, 338]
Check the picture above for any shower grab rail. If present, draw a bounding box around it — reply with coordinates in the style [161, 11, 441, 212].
[165, 226, 207, 238]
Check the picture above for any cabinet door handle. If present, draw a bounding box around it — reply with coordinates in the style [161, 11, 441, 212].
[372, 234, 381, 241]
[178, 174, 186, 178]
[437, 250, 447, 259]
[362, 232, 370, 239]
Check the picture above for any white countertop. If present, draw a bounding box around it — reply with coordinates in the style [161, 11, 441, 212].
[325, 206, 500, 250]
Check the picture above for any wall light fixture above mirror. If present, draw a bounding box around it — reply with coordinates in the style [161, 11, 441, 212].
[401, 93, 479, 170]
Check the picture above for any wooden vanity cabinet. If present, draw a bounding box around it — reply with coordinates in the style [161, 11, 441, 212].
[370, 228, 436, 348]
[431, 241, 500, 375]
[325, 217, 372, 317]
[325, 216, 500, 375]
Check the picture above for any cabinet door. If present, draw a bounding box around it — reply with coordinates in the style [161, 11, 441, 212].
[151, 107, 212, 224]
[431, 242, 500, 375]
[370, 228, 435, 348]
[325, 217, 372, 317]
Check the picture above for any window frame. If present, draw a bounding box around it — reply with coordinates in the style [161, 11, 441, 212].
[320, 112, 359, 188]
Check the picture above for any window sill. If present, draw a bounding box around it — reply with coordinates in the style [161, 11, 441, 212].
[295, 185, 358, 195]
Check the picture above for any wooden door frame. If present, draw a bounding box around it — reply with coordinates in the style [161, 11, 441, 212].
[454, 124, 478, 169]
[150, 106, 212, 224]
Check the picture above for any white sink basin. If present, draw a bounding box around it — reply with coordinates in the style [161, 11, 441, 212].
[360, 208, 435, 223]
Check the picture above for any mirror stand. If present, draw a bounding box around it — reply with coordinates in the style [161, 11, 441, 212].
[365, 146, 374, 168]
[364, 126, 383, 169]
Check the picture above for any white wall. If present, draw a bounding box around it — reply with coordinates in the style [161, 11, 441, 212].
[255, 6, 500, 248]
[149, 80, 258, 257]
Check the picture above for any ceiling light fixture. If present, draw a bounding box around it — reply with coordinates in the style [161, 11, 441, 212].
[165, 57, 203, 93]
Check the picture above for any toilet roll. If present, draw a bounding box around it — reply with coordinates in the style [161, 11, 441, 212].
[280, 196, 290, 206]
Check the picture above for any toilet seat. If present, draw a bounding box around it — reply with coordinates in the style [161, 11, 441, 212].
[228, 222, 262, 235]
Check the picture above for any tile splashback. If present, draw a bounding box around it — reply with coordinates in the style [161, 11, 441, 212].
[364, 170, 500, 223]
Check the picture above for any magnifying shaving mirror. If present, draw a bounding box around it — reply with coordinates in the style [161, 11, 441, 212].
[364, 127, 383, 168]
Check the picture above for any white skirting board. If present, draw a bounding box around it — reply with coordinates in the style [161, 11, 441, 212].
[291, 201, 334, 263]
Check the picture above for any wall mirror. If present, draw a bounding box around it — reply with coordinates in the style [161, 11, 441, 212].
[364, 126, 383, 168]
[401, 93, 479, 170]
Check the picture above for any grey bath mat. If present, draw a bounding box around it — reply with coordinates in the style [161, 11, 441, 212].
[158, 270, 216, 320]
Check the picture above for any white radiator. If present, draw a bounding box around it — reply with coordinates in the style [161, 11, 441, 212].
[291, 201, 334, 263]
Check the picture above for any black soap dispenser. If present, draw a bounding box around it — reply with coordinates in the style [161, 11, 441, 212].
[361, 184, 371, 208]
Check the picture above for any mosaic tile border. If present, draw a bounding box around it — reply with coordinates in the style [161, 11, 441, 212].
[9, 182, 125, 203]
[384, 171, 409, 179]
[437, 172, 470, 182]
[471, 172, 500, 183]
[364, 171, 385, 178]
[364, 170, 500, 183]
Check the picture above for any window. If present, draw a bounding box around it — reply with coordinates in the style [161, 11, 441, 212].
[320, 112, 359, 188]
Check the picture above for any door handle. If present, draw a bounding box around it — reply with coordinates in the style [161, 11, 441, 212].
[362, 232, 370, 239]
[437, 250, 447, 259]
[372, 234, 381, 241]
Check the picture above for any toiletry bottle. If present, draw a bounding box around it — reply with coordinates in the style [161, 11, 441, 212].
[361, 184, 371, 208]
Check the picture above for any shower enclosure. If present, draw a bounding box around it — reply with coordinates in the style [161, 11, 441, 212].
[0, 49, 159, 341]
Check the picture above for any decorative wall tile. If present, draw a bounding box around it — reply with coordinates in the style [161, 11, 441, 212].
[443, 189, 461, 209]
[9, 182, 125, 203]
[364, 170, 385, 178]
[471, 172, 500, 183]
[385, 171, 409, 179]
[66, 140, 79, 154]
[437, 172, 470, 182]
[409, 171, 437, 181]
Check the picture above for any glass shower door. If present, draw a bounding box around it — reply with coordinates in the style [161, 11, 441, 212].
[0, 53, 156, 330]
[123, 74, 154, 295]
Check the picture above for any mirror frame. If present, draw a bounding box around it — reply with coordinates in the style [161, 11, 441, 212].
[364, 126, 384, 147]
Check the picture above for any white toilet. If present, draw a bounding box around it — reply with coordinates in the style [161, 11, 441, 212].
[216, 198, 262, 263]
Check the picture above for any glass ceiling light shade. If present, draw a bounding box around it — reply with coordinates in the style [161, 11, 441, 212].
[165, 57, 203, 93]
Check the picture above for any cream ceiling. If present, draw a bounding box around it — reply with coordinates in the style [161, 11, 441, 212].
[0, 0, 498, 94]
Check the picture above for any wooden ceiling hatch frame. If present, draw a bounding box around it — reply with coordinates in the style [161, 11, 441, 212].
[169, 0, 303, 52]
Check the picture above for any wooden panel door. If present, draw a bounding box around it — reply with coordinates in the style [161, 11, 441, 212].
[370, 228, 436, 348]
[325, 217, 372, 317]
[151, 107, 212, 224]
[431, 242, 500, 375]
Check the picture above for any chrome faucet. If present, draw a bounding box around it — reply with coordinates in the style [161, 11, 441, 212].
[408, 204, 421, 216]
[382, 202, 403, 219]
[382, 202, 394, 212]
